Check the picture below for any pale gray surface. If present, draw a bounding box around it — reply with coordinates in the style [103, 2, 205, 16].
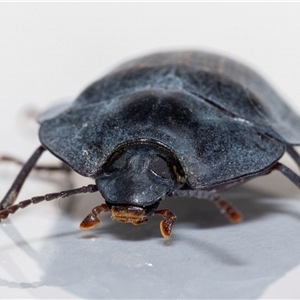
[1, 3, 300, 299]
[0, 173, 300, 299]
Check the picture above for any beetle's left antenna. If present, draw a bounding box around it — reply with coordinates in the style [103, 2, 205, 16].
[0, 184, 98, 221]
[0, 145, 45, 210]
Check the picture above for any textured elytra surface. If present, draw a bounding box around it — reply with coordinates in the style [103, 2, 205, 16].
[39, 51, 300, 189]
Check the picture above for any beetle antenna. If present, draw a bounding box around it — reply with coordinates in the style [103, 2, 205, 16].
[0, 184, 98, 221]
[0, 146, 46, 210]
[209, 194, 243, 223]
[169, 188, 243, 223]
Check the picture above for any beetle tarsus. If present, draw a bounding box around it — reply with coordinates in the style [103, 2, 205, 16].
[79, 203, 109, 230]
[155, 209, 177, 238]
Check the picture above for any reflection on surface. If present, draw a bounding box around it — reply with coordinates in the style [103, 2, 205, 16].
[1, 173, 300, 299]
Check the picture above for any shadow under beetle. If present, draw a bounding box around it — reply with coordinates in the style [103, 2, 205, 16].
[1, 51, 300, 238]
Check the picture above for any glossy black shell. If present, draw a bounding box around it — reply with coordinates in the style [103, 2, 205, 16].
[39, 51, 300, 189]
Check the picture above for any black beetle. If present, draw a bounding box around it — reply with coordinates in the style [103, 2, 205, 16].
[1, 51, 300, 238]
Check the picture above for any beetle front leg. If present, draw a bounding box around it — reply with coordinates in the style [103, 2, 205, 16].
[80, 204, 110, 230]
[155, 209, 177, 238]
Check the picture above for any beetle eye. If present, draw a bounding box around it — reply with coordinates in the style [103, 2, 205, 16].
[150, 156, 172, 179]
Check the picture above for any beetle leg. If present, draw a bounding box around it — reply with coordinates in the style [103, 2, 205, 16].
[0, 154, 70, 172]
[273, 162, 300, 188]
[80, 204, 110, 230]
[0, 184, 98, 221]
[286, 146, 300, 169]
[154, 209, 177, 238]
[0, 146, 45, 210]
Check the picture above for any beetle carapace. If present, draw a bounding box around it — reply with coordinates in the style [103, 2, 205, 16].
[1, 51, 300, 238]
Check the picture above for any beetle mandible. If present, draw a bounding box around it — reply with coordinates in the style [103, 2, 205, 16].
[1, 51, 300, 238]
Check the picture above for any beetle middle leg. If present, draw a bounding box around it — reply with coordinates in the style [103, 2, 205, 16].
[286, 146, 300, 169]
[273, 162, 300, 188]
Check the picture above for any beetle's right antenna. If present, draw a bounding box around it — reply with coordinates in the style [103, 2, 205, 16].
[0, 146, 46, 210]
[0, 184, 98, 221]
[209, 194, 243, 223]
[169, 188, 243, 223]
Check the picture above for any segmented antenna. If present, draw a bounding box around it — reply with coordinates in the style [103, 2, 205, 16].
[210, 195, 243, 223]
[0, 184, 98, 220]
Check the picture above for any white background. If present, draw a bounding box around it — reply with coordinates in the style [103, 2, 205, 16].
[1, 3, 300, 299]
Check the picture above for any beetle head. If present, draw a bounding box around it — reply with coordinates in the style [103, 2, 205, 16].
[95, 141, 184, 224]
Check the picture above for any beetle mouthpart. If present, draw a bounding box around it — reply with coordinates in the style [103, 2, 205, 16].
[79, 202, 177, 238]
[110, 205, 148, 224]
[111, 206, 177, 238]
[80, 203, 110, 230]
